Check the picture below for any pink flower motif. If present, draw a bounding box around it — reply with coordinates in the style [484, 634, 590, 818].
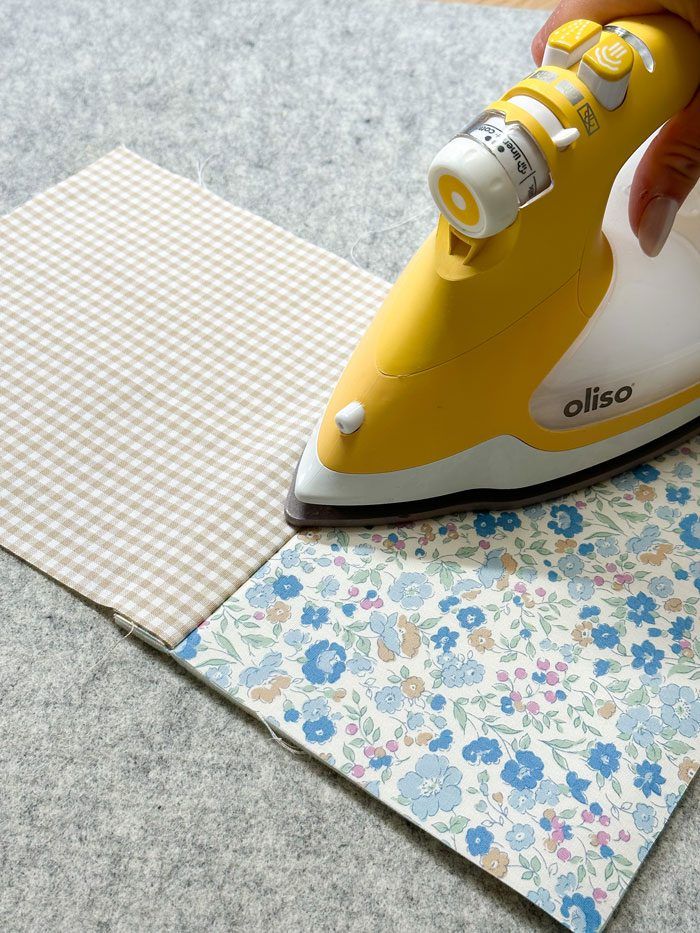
[618, 829, 631, 842]
[479, 540, 490, 549]
[582, 810, 594, 823]
[514, 583, 527, 593]
[511, 690, 522, 702]
[373, 598, 384, 608]
[497, 671, 509, 682]
[555, 661, 567, 672]
[551, 817, 563, 830]
[537, 658, 550, 671]
[557, 848, 571, 861]
[351, 765, 365, 778]
[526, 701, 540, 715]
[594, 576, 605, 586]
[552, 828, 565, 843]
[606, 563, 617, 572]
[545, 671, 559, 685]
[395, 541, 405, 550]
[348, 586, 359, 597]
[334, 556, 345, 565]
[371, 534, 382, 542]
[360, 599, 372, 610]
[624, 493, 633, 500]
[596, 831, 610, 846]
[544, 690, 556, 703]
[346, 723, 358, 735]
[592, 888, 607, 903]
[386, 740, 399, 752]
[364, 745, 375, 758]
[575, 500, 585, 508]
[535, 587, 546, 597]
[599, 815, 610, 827]
[254, 611, 265, 620]
[515, 667, 527, 680]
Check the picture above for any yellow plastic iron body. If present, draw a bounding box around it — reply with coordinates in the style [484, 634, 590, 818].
[317, 15, 700, 475]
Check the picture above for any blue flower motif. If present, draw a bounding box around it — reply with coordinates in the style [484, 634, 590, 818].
[239, 651, 284, 688]
[634, 760, 666, 798]
[206, 663, 231, 688]
[578, 542, 594, 555]
[374, 685, 403, 713]
[466, 825, 493, 856]
[631, 640, 665, 676]
[500, 696, 515, 715]
[547, 504, 583, 538]
[501, 750, 544, 790]
[272, 574, 303, 599]
[587, 741, 621, 778]
[370, 754, 392, 770]
[301, 697, 329, 721]
[600, 844, 614, 858]
[300, 604, 329, 629]
[612, 471, 637, 491]
[626, 592, 657, 625]
[302, 715, 336, 744]
[280, 548, 301, 568]
[680, 514, 700, 549]
[429, 729, 454, 752]
[440, 656, 485, 687]
[591, 623, 620, 650]
[407, 712, 424, 730]
[555, 872, 577, 897]
[397, 753, 462, 820]
[346, 655, 373, 674]
[535, 778, 561, 806]
[388, 572, 433, 609]
[302, 640, 346, 685]
[594, 659, 611, 679]
[561, 894, 601, 933]
[628, 524, 660, 554]
[616, 705, 663, 747]
[439, 595, 459, 612]
[566, 770, 590, 804]
[369, 611, 402, 654]
[648, 576, 674, 598]
[634, 464, 660, 482]
[431, 626, 459, 652]
[283, 708, 299, 722]
[508, 788, 535, 812]
[666, 486, 690, 505]
[659, 684, 700, 737]
[457, 606, 486, 630]
[318, 575, 340, 598]
[462, 737, 502, 765]
[632, 802, 657, 834]
[174, 629, 201, 660]
[246, 580, 276, 609]
[568, 576, 595, 601]
[580, 605, 600, 619]
[497, 511, 521, 531]
[474, 512, 497, 537]
[506, 822, 535, 851]
[528, 888, 556, 914]
[430, 694, 446, 711]
[596, 536, 619, 556]
[558, 553, 583, 578]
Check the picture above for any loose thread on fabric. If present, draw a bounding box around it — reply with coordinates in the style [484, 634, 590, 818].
[349, 205, 434, 269]
[82, 620, 135, 685]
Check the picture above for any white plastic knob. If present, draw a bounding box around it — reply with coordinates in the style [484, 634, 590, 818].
[334, 401, 365, 435]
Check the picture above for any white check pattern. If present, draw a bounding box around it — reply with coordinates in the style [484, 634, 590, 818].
[0, 148, 388, 647]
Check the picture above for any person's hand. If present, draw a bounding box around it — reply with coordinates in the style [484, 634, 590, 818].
[532, 1, 700, 256]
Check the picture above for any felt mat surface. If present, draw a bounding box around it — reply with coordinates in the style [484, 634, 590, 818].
[3, 1, 700, 931]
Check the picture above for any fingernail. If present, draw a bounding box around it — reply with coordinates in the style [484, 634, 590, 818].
[637, 196, 679, 257]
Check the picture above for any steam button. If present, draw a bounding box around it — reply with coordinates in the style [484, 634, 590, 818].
[578, 33, 634, 109]
[542, 19, 601, 68]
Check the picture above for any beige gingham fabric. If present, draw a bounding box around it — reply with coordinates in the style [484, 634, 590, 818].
[0, 147, 388, 647]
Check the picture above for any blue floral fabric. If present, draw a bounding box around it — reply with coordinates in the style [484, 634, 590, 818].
[172, 444, 700, 932]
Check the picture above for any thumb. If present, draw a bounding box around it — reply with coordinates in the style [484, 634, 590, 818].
[630, 89, 700, 256]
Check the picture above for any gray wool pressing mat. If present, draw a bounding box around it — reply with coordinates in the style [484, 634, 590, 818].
[2, 2, 700, 933]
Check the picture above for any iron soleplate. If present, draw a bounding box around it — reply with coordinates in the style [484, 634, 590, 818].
[285, 417, 700, 528]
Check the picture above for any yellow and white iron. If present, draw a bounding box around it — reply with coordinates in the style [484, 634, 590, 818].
[287, 14, 700, 527]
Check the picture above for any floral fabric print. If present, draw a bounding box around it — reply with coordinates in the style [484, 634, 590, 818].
[173, 443, 700, 932]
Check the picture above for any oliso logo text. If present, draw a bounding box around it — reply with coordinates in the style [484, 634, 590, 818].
[563, 385, 633, 419]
